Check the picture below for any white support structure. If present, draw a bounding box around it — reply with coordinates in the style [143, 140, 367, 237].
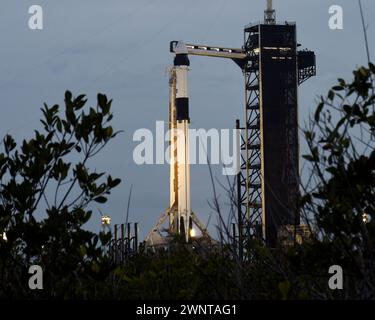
[170, 41, 245, 60]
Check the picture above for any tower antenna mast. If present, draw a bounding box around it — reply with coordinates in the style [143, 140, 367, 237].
[264, 0, 276, 24]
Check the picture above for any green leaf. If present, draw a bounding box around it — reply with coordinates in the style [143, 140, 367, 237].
[338, 78, 346, 86]
[74, 95, 87, 110]
[315, 102, 324, 122]
[106, 126, 113, 138]
[110, 178, 121, 188]
[56, 118, 62, 133]
[303, 155, 314, 162]
[343, 104, 351, 114]
[98, 94, 107, 108]
[332, 85, 344, 91]
[98, 94, 111, 114]
[328, 90, 335, 101]
[3, 135, 16, 154]
[94, 196, 107, 203]
[65, 90, 72, 102]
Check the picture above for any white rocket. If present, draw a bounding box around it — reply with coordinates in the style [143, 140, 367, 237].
[169, 41, 192, 242]
[145, 41, 211, 247]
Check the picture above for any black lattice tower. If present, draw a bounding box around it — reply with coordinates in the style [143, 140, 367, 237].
[237, 29, 263, 252]
[237, 21, 316, 253]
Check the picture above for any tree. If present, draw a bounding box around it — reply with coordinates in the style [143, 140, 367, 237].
[300, 63, 375, 298]
[0, 91, 121, 298]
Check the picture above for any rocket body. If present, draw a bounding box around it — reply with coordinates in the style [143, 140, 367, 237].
[169, 43, 191, 242]
[144, 41, 211, 246]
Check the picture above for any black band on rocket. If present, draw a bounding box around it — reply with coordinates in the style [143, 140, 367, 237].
[176, 98, 189, 122]
[174, 54, 190, 66]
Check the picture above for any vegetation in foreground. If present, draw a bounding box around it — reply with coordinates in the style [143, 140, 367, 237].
[1, 64, 375, 299]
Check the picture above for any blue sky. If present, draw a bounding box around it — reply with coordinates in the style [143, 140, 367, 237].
[0, 0, 374, 238]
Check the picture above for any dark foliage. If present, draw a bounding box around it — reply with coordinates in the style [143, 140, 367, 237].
[1, 63, 375, 299]
[0, 91, 121, 298]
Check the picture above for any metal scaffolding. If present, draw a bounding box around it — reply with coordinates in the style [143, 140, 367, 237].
[236, 21, 316, 256]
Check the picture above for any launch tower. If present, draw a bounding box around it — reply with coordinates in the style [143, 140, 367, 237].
[145, 0, 316, 251]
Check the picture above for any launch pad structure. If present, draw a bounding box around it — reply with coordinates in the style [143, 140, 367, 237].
[145, 0, 316, 254]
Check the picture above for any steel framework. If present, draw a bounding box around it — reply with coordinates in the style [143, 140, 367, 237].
[237, 22, 316, 255]
[236, 27, 263, 259]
